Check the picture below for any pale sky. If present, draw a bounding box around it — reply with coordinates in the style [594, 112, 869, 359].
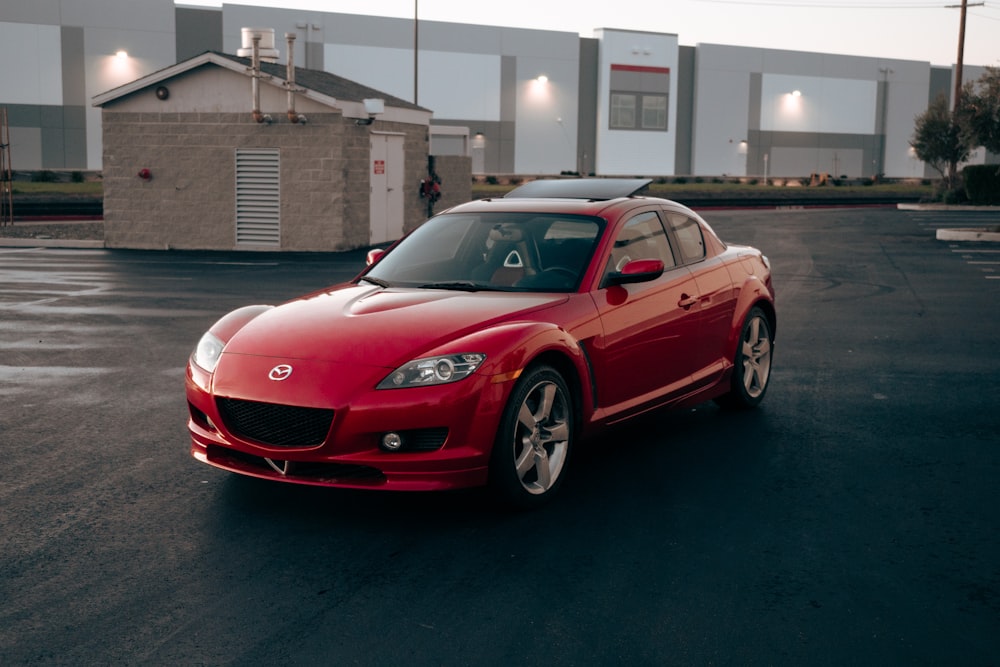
[177, 0, 999, 68]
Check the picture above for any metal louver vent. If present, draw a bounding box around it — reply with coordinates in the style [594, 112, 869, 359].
[235, 148, 280, 246]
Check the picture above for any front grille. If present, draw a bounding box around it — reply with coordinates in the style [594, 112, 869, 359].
[216, 398, 334, 448]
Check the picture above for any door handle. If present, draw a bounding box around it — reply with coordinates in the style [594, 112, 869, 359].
[678, 294, 698, 309]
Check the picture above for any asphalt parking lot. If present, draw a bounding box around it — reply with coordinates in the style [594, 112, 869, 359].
[1, 206, 998, 665]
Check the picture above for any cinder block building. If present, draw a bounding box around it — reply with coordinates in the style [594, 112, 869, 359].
[93, 47, 469, 251]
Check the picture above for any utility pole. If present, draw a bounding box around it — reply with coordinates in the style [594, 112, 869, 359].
[946, 0, 984, 185]
[952, 0, 970, 110]
[946, 0, 985, 107]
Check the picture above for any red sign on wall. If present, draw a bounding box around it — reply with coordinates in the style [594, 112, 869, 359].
[373, 160, 385, 175]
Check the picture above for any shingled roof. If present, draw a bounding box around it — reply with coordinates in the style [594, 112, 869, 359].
[210, 51, 428, 112]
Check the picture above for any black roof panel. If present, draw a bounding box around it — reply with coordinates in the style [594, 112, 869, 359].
[504, 178, 653, 200]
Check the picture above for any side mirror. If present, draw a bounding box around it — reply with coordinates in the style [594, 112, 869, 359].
[603, 258, 664, 287]
[366, 248, 386, 266]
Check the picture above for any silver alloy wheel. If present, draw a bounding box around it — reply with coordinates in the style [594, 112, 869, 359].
[741, 314, 772, 399]
[513, 379, 570, 495]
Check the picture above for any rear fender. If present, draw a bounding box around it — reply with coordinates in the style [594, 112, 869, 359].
[727, 275, 776, 358]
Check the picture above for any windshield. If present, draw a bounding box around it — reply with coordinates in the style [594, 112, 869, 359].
[363, 213, 604, 292]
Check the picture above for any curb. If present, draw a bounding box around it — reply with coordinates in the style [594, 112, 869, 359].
[898, 203, 1000, 211]
[0, 238, 105, 249]
[936, 228, 1000, 242]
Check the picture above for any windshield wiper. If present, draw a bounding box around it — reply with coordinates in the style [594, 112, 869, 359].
[359, 275, 392, 288]
[417, 281, 501, 292]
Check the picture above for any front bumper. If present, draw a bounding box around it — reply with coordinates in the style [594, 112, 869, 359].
[185, 357, 509, 491]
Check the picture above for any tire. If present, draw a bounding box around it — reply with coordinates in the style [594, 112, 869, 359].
[716, 306, 773, 409]
[489, 365, 573, 509]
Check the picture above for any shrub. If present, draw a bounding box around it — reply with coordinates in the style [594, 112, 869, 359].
[32, 170, 57, 183]
[963, 164, 1000, 205]
[941, 187, 967, 204]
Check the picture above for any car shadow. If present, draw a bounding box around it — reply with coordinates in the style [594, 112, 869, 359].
[209, 401, 775, 528]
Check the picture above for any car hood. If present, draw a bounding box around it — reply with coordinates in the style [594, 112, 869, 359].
[221, 284, 568, 366]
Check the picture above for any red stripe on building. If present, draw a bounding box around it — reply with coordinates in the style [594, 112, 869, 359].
[610, 64, 671, 74]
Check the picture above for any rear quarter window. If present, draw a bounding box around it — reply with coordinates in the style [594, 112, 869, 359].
[666, 213, 705, 264]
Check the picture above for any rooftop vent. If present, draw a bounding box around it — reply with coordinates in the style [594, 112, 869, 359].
[237, 27, 279, 62]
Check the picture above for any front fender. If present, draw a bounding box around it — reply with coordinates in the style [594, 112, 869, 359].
[421, 320, 588, 383]
[209, 304, 274, 343]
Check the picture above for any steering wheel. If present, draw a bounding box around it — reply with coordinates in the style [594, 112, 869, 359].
[541, 266, 578, 287]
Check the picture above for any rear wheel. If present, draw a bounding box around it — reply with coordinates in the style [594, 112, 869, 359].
[489, 365, 573, 509]
[717, 307, 773, 409]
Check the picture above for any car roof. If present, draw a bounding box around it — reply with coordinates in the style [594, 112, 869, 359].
[446, 178, 700, 219]
[503, 178, 653, 200]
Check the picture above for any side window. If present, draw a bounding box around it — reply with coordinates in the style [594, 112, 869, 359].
[604, 211, 676, 281]
[666, 213, 706, 264]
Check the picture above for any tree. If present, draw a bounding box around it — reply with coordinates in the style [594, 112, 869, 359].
[910, 93, 971, 191]
[957, 66, 1000, 155]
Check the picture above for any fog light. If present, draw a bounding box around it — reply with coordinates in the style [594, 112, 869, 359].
[381, 432, 403, 452]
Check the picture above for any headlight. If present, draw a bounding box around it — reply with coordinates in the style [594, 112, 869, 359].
[378, 353, 486, 389]
[192, 331, 225, 373]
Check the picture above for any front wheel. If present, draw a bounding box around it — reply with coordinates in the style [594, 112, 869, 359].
[717, 307, 773, 409]
[489, 365, 573, 509]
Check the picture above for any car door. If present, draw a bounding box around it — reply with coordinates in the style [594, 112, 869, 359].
[664, 210, 738, 386]
[591, 209, 702, 417]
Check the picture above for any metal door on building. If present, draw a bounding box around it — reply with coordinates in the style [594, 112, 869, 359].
[369, 133, 404, 245]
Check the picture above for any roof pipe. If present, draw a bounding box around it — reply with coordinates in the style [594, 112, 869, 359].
[250, 33, 272, 125]
[285, 33, 307, 124]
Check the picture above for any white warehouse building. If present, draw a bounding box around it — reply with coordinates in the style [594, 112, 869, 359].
[0, 0, 993, 178]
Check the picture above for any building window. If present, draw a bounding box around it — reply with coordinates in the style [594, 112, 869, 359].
[642, 95, 667, 130]
[609, 64, 670, 132]
[610, 94, 636, 129]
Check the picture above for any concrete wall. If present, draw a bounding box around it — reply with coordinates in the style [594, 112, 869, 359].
[693, 44, 935, 179]
[0, 0, 175, 169]
[428, 155, 472, 214]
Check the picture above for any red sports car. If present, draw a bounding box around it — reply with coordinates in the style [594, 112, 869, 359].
[186, 179, 775, 507]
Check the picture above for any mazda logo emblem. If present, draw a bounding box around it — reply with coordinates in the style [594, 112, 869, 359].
[268, 364, 293, 381]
